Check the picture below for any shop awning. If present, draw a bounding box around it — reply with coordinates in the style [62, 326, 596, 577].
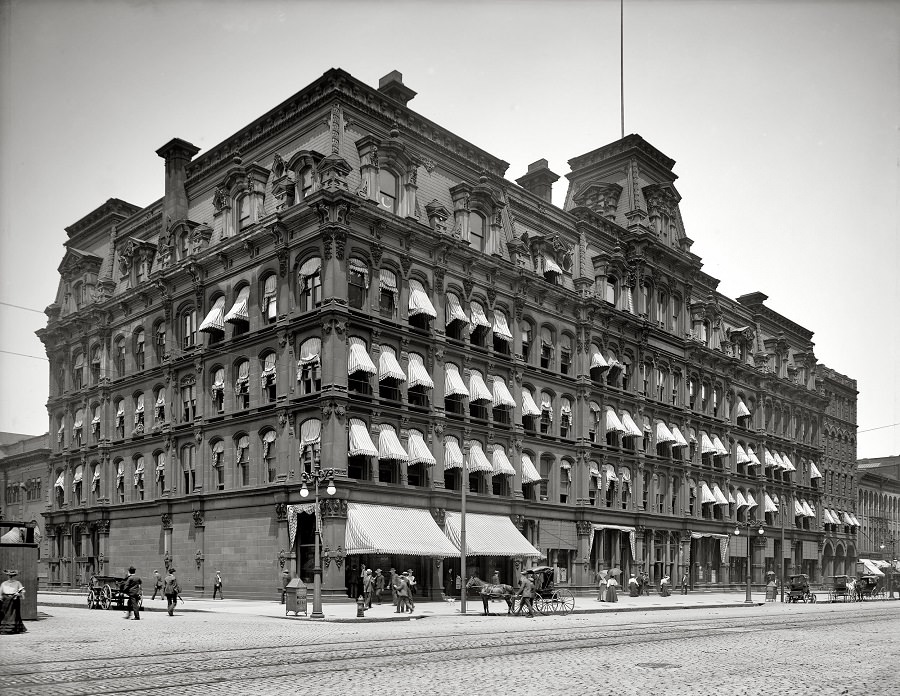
[407, 353, 434, 389]
[859, 559, 885, 576]
[345, 503, 459, 557]
[444, 512, 542, 557]
[491, 376, 516, 408]
[492, 309, 513, 341]
[408, 279, 437, 318]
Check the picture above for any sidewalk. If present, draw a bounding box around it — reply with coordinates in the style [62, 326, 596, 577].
[37, 590, 764, 622]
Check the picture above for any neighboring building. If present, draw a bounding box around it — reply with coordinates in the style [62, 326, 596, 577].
[857, 455, 900, 564]
[37, 68, 852, 599]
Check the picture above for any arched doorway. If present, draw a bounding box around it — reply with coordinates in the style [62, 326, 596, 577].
[822, 542, 834, 579]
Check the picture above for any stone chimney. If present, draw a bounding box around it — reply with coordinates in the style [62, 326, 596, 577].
[378, 70, 417, 106]
[156, 138, 200, 225]
[516, 159, 559, 204]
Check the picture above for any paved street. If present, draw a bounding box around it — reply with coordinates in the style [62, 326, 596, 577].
[1, 600, 897, 695]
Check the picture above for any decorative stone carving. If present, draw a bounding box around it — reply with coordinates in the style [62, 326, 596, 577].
[322, 545, 346, 570]
[320, 498, 348, 518]
[274, 502, 287, 521]
[161, 513, 172, 529]
[192, 510, 204, 527]
[431, 508, 446, 527]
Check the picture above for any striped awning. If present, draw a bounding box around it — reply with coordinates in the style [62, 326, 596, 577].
[348, 418, 378, 457]
[468, 369, 493, 402]
[444, 363, 469, 398]
[407, 353, 434, 389]
[621, 412, 642, 438]
[712, 484, 729, 505]
[773, 451, 785, 470]
[444, 512, 542, 557]
[748, 447, 761, 466]
[823, 509, 835, 524]
[712, 435, 729, 457]
[348, 337, 377, 375]
[345, 503, 458, 557]
[378, 345, 406, 382]
[781, 453, 796, 472]
[492, 309, 513, 341]
[736, 444, 751, 464]
[446, 292, 468, 326]
[764, 493, 778, 513]
[606, 408, 626, 433]
[491, 445, 516, 477]
[299, 257, 322, 282]
[521, 388, 541, 417]
[379, 268, 398, 294]
[700, 482, 716, 504]
[406, 429, 435, 467]
[466, 441, 493, 473]
[300, 418, 321, 449]
[297, 338, 321, 374]
[735, 490, 749, 508]
[199, 296, 226, 333]
[378, 424, 408, 462]
[408, 279, 437, 318]
[810, 461, 822, 479]
[543, 256, 562, 276]
[670, 425, 689, 448]
[801, 500, 815, 517]
[746, 492, 758, 508]
[591, 349, 609, 370]
[469, 301, 491, 329]
[700, 432, 717, 455]
[764, 448, 776, 468]
[224, 286, 251, 324]
[443, 436, 464, 470]
[348, 258, 369, 286]
[521, 453, 542, 484]
[736, 399, 751, 418]
[794, 498, 805, 516]
[491, 376, 516, 408]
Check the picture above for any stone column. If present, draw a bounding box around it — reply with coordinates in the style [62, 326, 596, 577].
[575, 521, 593, 588]
[321, 498, 349, 600]
[192, 509, 206, 595]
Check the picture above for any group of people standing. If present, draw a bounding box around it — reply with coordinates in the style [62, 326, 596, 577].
[360, 566, 416, 612]
[124, 565, 182, 619]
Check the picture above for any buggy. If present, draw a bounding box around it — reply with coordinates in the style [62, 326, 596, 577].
[854, 574, 885, 601]
[786, 574, 816, 603]
[87, 574, 143, 611]
[827, 575, 853, 602]
[528, 566, 575, 616]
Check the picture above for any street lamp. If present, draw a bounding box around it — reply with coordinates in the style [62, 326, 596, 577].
[734, 521, 765, 604]
[299, 447, 335, 619]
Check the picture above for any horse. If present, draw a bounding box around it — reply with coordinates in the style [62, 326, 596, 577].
[465, 576, 516, 616]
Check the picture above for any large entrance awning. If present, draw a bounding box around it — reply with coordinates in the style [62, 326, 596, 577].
[345, 503, 459, 557]
[444, 512, 541, 557]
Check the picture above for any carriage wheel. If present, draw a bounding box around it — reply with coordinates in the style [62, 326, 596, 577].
[101, 585, 113, 610]
[532, 592, 547, 615]
[555, 589, 575, 615]
[808, 592, 816, 604]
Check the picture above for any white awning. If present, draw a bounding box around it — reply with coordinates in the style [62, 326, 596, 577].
[407, 353, 434, 389]
[851, 513, 861, 527]
[700, 482, 716, 504]
[72, 467, 83, 485]
[299, 418, 321, 450]
[712, 435, 729, 457]
[736, 444, 751, 464]
[492, 309, 513, 341]
[466, 441, 493, 473]
[540, 393, 553, 421]
[823, 509, 835, 524]
[746, 492, 758, 508]
[224, 286, 251, 324]
[443, 436, 464, 470]
[621, 412, 642, 438]
[379, 268, 398, 294]
[728, 489, 736, 504]
[378, 424, 408, 462]
[655, 421, 675, 444]
[73, 410, 84, 429]
[407, 429, 435, 467]
[55, 472, 65, 490]
[445, 512, 542, 557]
[522, 388, 541, 417]
[801, 500, 815, 517]
[712, 484, 729, 505]
[469, 301, 491, 329]
[810, 461, 822, 479]
[748, 447, 761, 466]
[348, 418, 378, 457]
[543, 256, 562, 276]
[670, 425, 689, 448]
[468, 369, 493, 402]
[260, 353, 276, 386]
[735, 490, 749, 508]
[446, 292, 468, 326]
[591, 349, 609, 370]
[408, 279, 437, 318]
[773, 451, 785, 470]
[199, 296, 227, 333]
[521, 453, 542, 484]
[764, 493, 778, 513]
[606, 408, 626, 433]
[491, 376, 516, 408]
[378, 345, 406, 382]
[781, 453, 796, 472]
[348, 337, 377, 375]
[491, 445, 516, 477]
[859, 559, 885, 576]
[700, 432, 717, 455]
[298, 337, 321, 367]
[794, 498, 805, 516]
[348, 258, 370, 286]
[345, 503, 458, 557]
[444, 363, 469, 398]
[736, 399, 751, 418]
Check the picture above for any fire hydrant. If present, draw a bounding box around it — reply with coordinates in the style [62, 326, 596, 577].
[356, 595, 366, 617]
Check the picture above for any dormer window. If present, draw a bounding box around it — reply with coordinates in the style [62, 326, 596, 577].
[605, 276, 617, 305]
[378, 170, 398, 213]
[469, 212, 486, 252]
[237, 194, 252, 229]
[299, 166, 315, 200]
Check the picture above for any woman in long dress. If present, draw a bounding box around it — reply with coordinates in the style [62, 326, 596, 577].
[605, 575, 619, 603]
[0, 569, 27, 634]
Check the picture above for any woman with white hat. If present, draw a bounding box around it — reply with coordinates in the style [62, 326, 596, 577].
[0, 569, 27, 634]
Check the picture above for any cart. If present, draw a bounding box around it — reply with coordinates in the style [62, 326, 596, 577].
[87, 574, 143, 611]
[786, 574, 816, 603]
[827, 575, 853, 602]
[854, 574, 884, 601]
[525, 566, 575, 616]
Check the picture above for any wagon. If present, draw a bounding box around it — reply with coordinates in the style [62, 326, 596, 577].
[827, 575, 853, 602]
[528, 566, 575, 616]
[854, 574, 885, 601]
[87, 574, 143, 611]
[786, 574, 816, 603]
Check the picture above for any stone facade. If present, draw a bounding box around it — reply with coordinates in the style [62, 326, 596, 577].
[857, 456, 900, 564]
[35, 69, 853, 598]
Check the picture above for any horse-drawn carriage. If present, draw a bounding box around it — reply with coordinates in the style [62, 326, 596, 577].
[87, 574, 143, 611]
[529, 566, 576, 615]
[854, 574, 885, 601]
[827, 575, 854, 602]
[786, 574, 816, 603]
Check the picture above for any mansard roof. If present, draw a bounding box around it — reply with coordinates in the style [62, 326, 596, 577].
[64, 198, 142, 240]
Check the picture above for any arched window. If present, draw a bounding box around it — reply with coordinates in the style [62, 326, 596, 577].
[154, 321, 167, 361]
[133, 455, 145, 501]
[656, 291, 668, 329]
[492, 308, 513, 354]
[115, 336, 126, 376]
[155, 451, 166, 497]
[348, 337, 376, 396]
[469, 300, 491, 347]
[224, 286, 250, 336]
[260, 351, 277, 403]
[262, 430, 277, 483]
[445, 292, 467, 341]
[234, 359, 250, 410]
[298, 165, 315, 200]
[237, 194, 252, 230]
[181, 380, 196, 422]
[181, 307, 197, 349]
[72, 352, 85, 389]
[298, 257, 323, 311]
[297, 337, 322, 395]
[133, 392, 145, 432]
[211, 441, 225, 491]
[469, 211, 485, 251]
[378, 169, 398, 213]
[90, 345, 101, 383]
[180, 445, 195, 494]
[560, 335, 573, 375]
[262, 273, 278, 322]
[211, 366, 226, 413]
[540, 327, 554, 369]
[73, 464, 84, 504]
[521, 320, 534, 362]
[235, 434, 250, 486]
[90, 404, 100, 442]
[379, 269, 398, 318]
[639, 283, 651, 317]
[154, 387, 166, 423]
[539, 391, 554, 434]
[348, 258, 369, 310]
[559, 398, 572, 438]
[559, 458, 573, 504]
[407, 352, 433, 408]
[133, 329, 145, 370]
[73, 408, 84, 447]
[605, 276, 617, 305]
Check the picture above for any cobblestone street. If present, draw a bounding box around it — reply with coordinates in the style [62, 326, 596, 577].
[0, 600, 897, 695]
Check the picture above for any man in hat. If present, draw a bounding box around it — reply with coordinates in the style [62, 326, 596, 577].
[163, 567, 181, 616]
[514, 569, 535, 618]
[374, 568, 385, 605]
[121, 566, 142, 620]
[406, 569, 416, 610]
[0, 569, 27, 634]
[362, 568, 374, 609]
[213, 570, 223, 600]
[393, 572, 411, 613]
[151, 569, 163, 600]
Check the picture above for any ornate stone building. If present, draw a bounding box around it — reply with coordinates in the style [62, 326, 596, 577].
[1, 433, 50, 577]
[857, 456, 900, 565]
[37, 69, 852, 598]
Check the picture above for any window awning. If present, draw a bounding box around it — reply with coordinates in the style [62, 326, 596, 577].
[801, 500, 815, 517]
[491, 445, 516, 477]
[298, 338, 321, 367]
[407, 429, 435, 467]
[348, 418, 378, 457]
[469, 301, 491, 329]
[491, 376, 516, 408]
[379, 268, 398, 294]
[746, 492, 758, 508]
[655, 421, 675, 444]
[224, 286, 251, 325]
[492, 309, 513, 341]
[348, 337, 377, 375]
[736, 399, 751, 418]
[378, 424, 408, 462]
[764, 493, 778, 513]
[466, 441, 493, 473]
[446, 292, 468, 326]
[773, 451, 785, 470]
[763, 448, 776, 468]
[700, 432, 717, 455]
[72, 467, 83, 485]
[345, 503, 459, 557]
[299, 418, 321, 450]
[408, 279, 437, 318]
[199, 296, 227, 333]
[468, 370, 493, 402]
[444, 363, 469, 398]
[443, 436, 464, 470]
[521, 389, 541, 416]
[851, 513, 861, 527]
[444, 512, 542, 557]
[540, 393, 553, 421]
[748, 447, 761, 466]
[712, 435, 729, 457]
[794, 498, 805, 516]
[823, 509, 836, 524]
[55, 472, 65, 490]
[407, 353, 434, 389]
[378, 345, 406, 382]
[700, 482, 717, 504]
[621, 412, 642, 438]
[348, 258, 370, 286]
[521, 453, 542, 484]
[781, 453, 796, 472]
[711, 484, 729, 505]
[736, 444, 751, 464]
[73, 410, 84, 429]
[810, 461, 822, 479]
[735, 490, 749, 508]
[606, 408, 626, 433]
[543, 256, 562, 276]
[670, 425, 689, 448]
[591, 350, 609, 370]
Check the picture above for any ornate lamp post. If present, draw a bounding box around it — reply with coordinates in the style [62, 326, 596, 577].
[734, 521, 765, 603]
[299, 448, 335, 619]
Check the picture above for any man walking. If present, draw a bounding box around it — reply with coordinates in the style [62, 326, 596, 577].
[374, 568, 385, 605]
[151, 569, 163, 600]
[681, 569, 689, 595]
[515, 569, 535, 618]
[121, 566, 142, 620]
[213, 570, 223, 600]
[362, 569, 374, 609]
[163, 567, 180, 616]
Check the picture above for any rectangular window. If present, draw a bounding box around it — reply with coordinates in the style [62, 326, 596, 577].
[379, 289, 395, 319]
[303, 273, 322, 312]
[560, 349, 571, 375]
[182, 385, 196, 423]
[540, 344, 552, 369]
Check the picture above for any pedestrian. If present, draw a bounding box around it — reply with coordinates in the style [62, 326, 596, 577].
[213, 570, 224, 600]
[280, 569, 291, 604]
[363, 569, 374, 609]
[491, 569, 500, 585]
[0, 569, 27, 634]
[388, 568, 398, 607]
[628, 574, 639, 597]
[394, 572, 411, 613]
[163, 567, 181, 616]
[121, 566, 142, 620]
[514, 569, 535, 618]
[659, 575, 672, 597]
[597, 570, 608, 601]
[445, 569, 454, 598]
[406, 569, 416, 611]
[151, 569, 163, 600]
[359, 564, 367, 600]
[374, 568, 385, 604]
[681, 569, 689, 595]
[605, 574, 619, 603]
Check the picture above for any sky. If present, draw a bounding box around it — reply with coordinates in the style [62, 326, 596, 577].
[0, 0, 897, 458]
